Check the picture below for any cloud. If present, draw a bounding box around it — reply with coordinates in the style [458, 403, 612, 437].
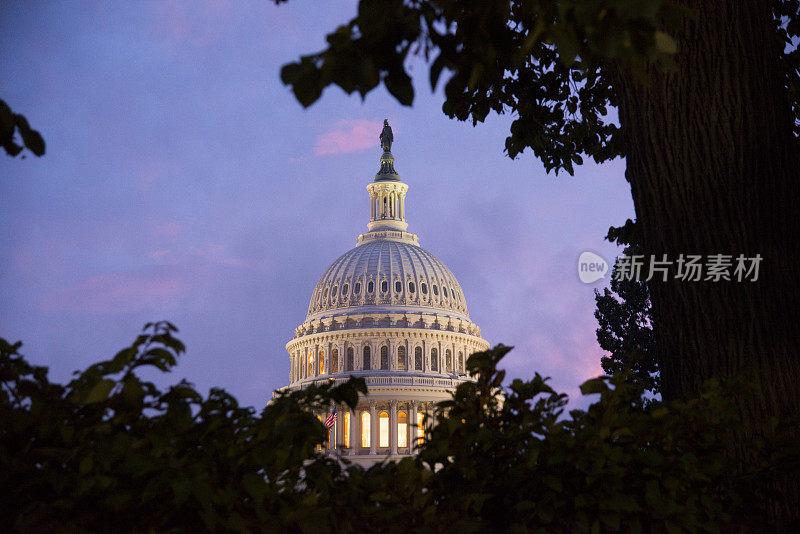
[41, 269, 191, 315]
[313, 120, 383, 156]
[153, 221, 184, 238]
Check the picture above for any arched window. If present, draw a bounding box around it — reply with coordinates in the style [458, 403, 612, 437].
[363, 346, 371, 370]
[431, 348, 438, 371]
[332, 349, 339, 373]
[459, 351, 464, 373]
[433, 285, 439, 296]
[443, 286, 449, 298]
[421, 282, 427, 294]
[344, 411, 351, 448]
[380, 346, 389, 370]
[381, 280, 388, 292]
[361, 412, 371, 448]
[346, 347, 354, 371]
[397, 346, 407, 371]
[367, 281, 374, 293]
[395, 280, 402, 292]
[398, 411, 408, 448]
[319, 350, 325, 375]
[379, 411, 389, 447]
[417, 411, 425, 445]
[415, 347, 423, 370]
[446, 349, 452, 373]
[307, 352, 313, 376]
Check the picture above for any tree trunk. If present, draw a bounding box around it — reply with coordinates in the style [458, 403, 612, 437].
[614, 0, 800, 528]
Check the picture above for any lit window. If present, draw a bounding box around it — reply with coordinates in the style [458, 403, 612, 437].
[381, 280, 388, 292]
[398, 346, 406, 370]
[367, 281, 374, 293]
[307, 353, 313, 376]
[361, 412, 370, 447]
[354, 282, 361, 294]
[417, 411, 425, 445]
[395, 280, 402, 292]
[344, 411, 351, 448]
[380, 346, 388, 370]
[415, 347, 423, 370]
[433, 285, 438, 296]
[409, 282, 415, 293]
[398, 411, 407, 448]
[379, 411, 389, 447]
[421, 282, 427, 294]
[319, 350, 325, 374]
[431, 348, 438, 371]
[332, 349, 339, 373]
[363, 346, 371, 370]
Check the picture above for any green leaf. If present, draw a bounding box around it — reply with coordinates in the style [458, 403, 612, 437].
[654, 31, 677, 55]
[83, 378, 115, 404]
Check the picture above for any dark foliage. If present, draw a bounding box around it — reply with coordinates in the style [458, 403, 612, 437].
[1, 99, 45, 158]
[4, 325, 795, 532]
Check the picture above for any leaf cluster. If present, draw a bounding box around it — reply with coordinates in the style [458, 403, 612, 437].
[279, 0, 800, 174]
[1, 99, 45, 158]
[2, 327, 792, 532]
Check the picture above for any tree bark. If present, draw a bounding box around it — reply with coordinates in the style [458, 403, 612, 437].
[614, 1, 800, 528]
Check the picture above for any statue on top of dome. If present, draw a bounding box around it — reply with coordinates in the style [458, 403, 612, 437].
[380, 119, 393, 152]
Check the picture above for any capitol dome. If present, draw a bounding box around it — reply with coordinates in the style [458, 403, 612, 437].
[306, 239, 471, 322]
[285, 120, 489, 466]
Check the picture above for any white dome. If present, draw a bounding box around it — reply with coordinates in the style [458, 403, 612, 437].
[306, 239, 470, 321]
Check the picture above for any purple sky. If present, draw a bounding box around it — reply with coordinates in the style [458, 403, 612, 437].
[0, 1, 635, 408]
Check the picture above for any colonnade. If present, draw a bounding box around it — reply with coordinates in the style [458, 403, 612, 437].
[322, 400, 434, 456]
[290, 338, 473, 384]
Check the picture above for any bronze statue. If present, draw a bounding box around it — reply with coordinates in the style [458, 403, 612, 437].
[380, 119, 393, 152]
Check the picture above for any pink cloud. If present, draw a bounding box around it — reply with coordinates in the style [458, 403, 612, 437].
[41, 271, 190, 314]
[153, 221, 184, 238]
[313, 120, 383, 156]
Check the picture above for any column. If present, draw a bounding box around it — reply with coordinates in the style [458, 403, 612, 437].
[369, 400, 377, 455]
[350, 407, 358, 455]
[409, 400, 418, 451]
[390, 400, 398, 455]
[400, 193, 405, 220]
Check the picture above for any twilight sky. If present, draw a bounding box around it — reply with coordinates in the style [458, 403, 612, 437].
[0, 1, 635, 408]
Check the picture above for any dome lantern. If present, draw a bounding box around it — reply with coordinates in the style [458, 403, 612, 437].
[364, 121, 414, 240]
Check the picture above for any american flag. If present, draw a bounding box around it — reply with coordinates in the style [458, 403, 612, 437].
[324, 406, 337, 429]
